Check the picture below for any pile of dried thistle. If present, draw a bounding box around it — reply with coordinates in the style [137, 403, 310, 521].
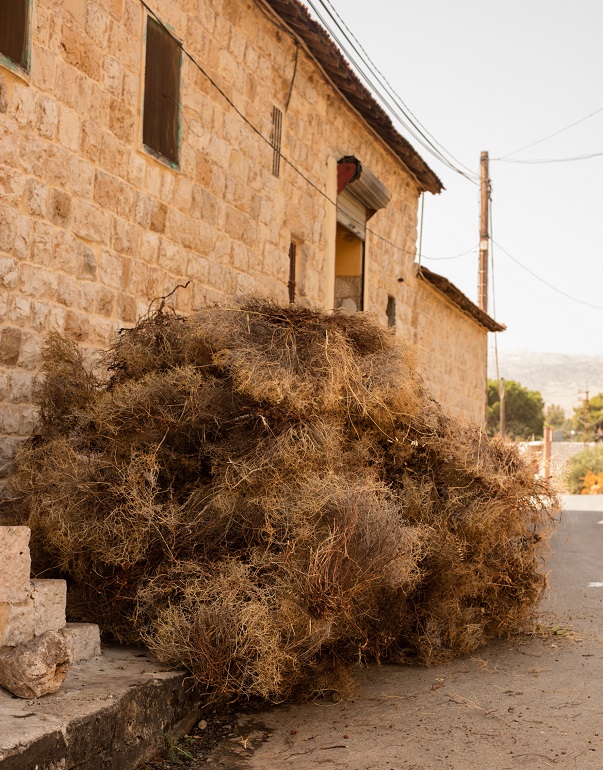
[8, 299, 558, 702]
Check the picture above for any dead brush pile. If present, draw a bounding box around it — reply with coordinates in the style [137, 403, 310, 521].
[9, 299, 558, 702]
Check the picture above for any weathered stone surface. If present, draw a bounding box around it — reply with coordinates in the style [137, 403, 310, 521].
[0, 0, 489, 481]
[0, 527, 31, 603]
[0, 631, 73, 698]
[0, 646, 203, 769]
[0, 599, 35, 647]
[30, 579, 67, 636]
[60, 623, 101, 662]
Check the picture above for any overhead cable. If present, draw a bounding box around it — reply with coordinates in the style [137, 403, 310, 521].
[140, 1, 473, 266]
[309, 0, 478, 182]
[493, 239, 603, 311]
[304, 0, 478, 184]
[422, 247, 476, 262]
[493, 152, 603, 165]
[495, 105, 603, 160]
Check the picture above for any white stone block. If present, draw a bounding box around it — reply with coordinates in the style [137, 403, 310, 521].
[0, 599, 35, 646]
[60, 623, 101, 662]
[30, 579, 67, 635]
[0, 526, 31, 602]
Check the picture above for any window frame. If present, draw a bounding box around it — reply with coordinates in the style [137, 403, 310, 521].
[141, 13, 183, 170]
[0, 0, 33, 78]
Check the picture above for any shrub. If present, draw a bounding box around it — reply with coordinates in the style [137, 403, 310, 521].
[565, 445, 603, 493]
[8, 300, 559, 702]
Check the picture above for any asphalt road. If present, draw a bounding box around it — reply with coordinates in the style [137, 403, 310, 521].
[547, 495, 603, 639]
[198, 495, 603, 770]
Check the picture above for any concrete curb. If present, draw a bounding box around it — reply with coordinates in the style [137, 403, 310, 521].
[0, 645, 202, 770]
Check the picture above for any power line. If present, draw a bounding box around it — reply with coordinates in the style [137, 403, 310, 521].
[489, 197, 501, 383]
[304, 0, 478, 184]
[493, 239, 603, 311]
[495, 105, 603, 160]
[140, 2, 466, 267]
[422, 247, 476, 262]
[308, 0, 478, 182]
[493, 151, 603, 165]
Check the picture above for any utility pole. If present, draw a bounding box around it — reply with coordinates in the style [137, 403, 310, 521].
[480, 151, 491, 430]
[478, 151, 490, 313]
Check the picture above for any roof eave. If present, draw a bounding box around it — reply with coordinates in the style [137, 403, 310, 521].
[417, 266, 506, 332]
[262, 0, 443, 195]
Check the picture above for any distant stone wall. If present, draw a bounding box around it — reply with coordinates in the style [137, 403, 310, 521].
[0, 0, 481, 475]
[412, 277, 488, 426]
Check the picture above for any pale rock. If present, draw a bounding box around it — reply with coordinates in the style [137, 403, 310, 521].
[30, 579, 67, 636]
[0, 527, 31, 602]
[0, 630, 73, 698]
[60, 623, 101, 662]
[0, 599, 35, 646]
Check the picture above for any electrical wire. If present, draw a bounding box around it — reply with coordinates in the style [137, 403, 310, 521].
[493, 152, 603, 165]
[140, 1, 466, 266]
[303, 0, 478, 184]
[307, 0, 478, 182]
[488, 197, 501, 383]
[493, 239, 603, 311]
[494, 105, 603, 160]
[422, 246, 476, 262]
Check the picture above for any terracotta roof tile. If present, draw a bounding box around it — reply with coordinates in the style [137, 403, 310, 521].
[418, 266, 505, 332]
[263, 0, 443, 194]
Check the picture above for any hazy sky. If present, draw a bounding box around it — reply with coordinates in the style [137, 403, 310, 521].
[306, 0, 603, 355]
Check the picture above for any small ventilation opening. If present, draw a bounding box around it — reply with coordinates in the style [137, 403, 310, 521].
[386, 295, 396, 328]
[288, 241, 297, 303]
[271, 106, 283, 178]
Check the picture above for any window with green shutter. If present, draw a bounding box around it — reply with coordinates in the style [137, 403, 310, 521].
[0, 0, 30, 73]
[143, 17, 181, 166]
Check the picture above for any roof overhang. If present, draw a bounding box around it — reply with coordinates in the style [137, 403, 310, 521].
[261, 0, 443, 195]
[418, 266, 505, 332]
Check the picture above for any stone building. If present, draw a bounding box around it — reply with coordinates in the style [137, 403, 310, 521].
[0, 0, 502, 477]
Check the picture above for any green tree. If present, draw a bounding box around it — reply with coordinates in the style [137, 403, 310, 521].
[487, 379, 545, 441]
[572, 393, 603, 442]
[565, 445, 603, 493]
[544, 403, 566, 429]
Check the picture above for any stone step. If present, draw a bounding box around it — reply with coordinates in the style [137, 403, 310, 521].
[60, 623, 101, 663]
[0, 579, 67, 648]
[0, 646, 202, 770]
[31, 579, 67, 637]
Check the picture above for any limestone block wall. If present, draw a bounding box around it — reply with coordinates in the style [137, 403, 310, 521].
[412, 278, 488, 426]
[0, 0, 476, 474]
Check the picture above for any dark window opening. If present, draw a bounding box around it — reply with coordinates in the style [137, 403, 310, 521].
[0, 0, 29, 71]
[334, 223, 364, 312]
[335, 156, 390, 313]
[272, 106, 282, 178]
[386, 295, 396, 328]
[143, 17, 181, 165]
[288, 241, 297, 303]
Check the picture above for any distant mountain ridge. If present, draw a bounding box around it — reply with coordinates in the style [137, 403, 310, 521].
[488, 351, 603, 414]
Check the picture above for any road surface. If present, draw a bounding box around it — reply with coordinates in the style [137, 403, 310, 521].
[198, 495, 603, 770]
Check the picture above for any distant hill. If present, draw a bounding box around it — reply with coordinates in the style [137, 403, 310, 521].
[488, 351, 603, 415]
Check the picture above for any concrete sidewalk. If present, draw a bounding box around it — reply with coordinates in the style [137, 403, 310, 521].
[0, 646, 202, 770]
[561, 493, 603, 512]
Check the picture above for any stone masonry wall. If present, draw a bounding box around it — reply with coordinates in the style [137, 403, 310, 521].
[412, 278, 488, 426]
[0, 0, 481, 475]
